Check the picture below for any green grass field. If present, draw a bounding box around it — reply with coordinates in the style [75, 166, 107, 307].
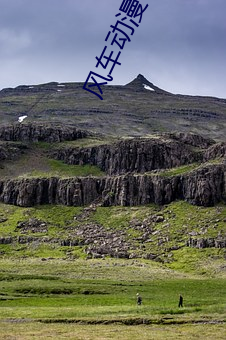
[0, 322, 225, 340]
[0, 199, 225, 338]
[0, 258, 225, 339]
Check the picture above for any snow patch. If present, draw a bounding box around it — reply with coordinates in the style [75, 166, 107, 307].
[57, 84, 65, 87]
[18, 115, 27, 123]
[143, 84, 155, 91]
[57, 89, 62, 92]
[29, 86, 34, 89]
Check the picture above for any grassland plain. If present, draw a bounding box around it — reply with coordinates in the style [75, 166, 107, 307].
[0, 202, 226, 338]
[0, 322, 225, 340]
[0, 257, 225, 339]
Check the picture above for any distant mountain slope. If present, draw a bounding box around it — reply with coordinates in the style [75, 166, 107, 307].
[124, 74, 171, 94]
[0, 75, 226, 140]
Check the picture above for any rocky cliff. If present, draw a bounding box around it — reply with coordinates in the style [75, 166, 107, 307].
[0, 125, 225, 208]
[164, 132, 215, 149]
[0, 164, 225, 207]
[0, 123, 90, 142]
[52, 137, 204, 175]
[204, 142, 226, 160]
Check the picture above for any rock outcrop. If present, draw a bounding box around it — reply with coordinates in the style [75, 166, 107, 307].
[0, 124, 90, 143]
[0, 142, 28, 161]
[187, 237, 226, 249]
[165, 132, 215, 149]
[204, 142, 226, 160]
[0, 164, 225, 207]
[52, 138, 203, 175]
[0, 127, 225, 208]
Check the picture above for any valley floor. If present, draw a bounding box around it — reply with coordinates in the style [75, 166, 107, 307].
[0, 322, 225, 340]
[0, 257, 225, 339]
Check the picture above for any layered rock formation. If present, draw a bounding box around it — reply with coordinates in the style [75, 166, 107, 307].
[204, 142, 226, 160]
[0, 125, 225, 208]
[164, 132, 215, 149]
[52, 137, 203, 175]
[0, 164, 225, 207]
[0, 123, 90, 142]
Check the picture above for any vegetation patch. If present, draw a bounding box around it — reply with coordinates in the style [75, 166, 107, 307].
[22, 159, 105, 178]
[0, 258, 225, 329]
[0, 201, 225, 276]
[157, 163, 200, 177]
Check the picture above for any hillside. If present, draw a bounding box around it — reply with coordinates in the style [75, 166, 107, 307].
[0, 84, 226, 335]
[1, 74, 226, 140]
[0, 124, 226, 207]
[0, 124, 225, 267]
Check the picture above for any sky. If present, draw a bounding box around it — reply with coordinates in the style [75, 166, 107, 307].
[0, 0, 226, 97]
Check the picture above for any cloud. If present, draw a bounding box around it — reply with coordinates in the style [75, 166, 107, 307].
[0, 28, 31, 56]
[0, 0, 225, 97]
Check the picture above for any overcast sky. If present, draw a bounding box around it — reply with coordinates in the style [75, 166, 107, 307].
[0, 0, 225, 97]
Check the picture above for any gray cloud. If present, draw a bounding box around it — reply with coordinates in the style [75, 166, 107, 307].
[0, 0, 225, 97]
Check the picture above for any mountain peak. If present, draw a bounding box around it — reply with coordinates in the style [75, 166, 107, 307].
[137, 73, 147, 80]
[124, 74, 171, 94]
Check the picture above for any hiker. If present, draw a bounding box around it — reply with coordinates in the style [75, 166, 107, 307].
[178, 294, 183, 308]
[137, 293, 142, 306]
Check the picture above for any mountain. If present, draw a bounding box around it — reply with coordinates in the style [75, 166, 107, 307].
[0, 80, 225, 265]
[0, 74, 225, 331]
[124, 74, 171, 94]
[0, 74, 226, 140]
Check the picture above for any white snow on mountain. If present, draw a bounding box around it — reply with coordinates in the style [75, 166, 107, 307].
[143, 84, 155, 91]
[18, 115, 27, 123]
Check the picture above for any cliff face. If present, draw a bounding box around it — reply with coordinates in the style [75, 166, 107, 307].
[0, 124, 89, 142]
[0, 125, 225, 208]
[0, 164, 225, 207]
[165, 132, 215, 149]
[204, 142, 226, 160]
[181, 165, 226, 205]
[52, 138, 203, 175]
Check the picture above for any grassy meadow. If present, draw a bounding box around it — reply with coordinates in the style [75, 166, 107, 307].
[0, 257, 225, 339]
[0, 200, 225, 338]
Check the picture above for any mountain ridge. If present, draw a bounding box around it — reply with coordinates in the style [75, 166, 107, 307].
[0, 74, 226, 140]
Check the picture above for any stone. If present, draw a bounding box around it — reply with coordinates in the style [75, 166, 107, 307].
[155, 215, 165, 223]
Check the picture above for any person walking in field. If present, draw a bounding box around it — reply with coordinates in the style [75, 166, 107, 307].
[137, 293, 142, 306]
[178, 294, 183, 308]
